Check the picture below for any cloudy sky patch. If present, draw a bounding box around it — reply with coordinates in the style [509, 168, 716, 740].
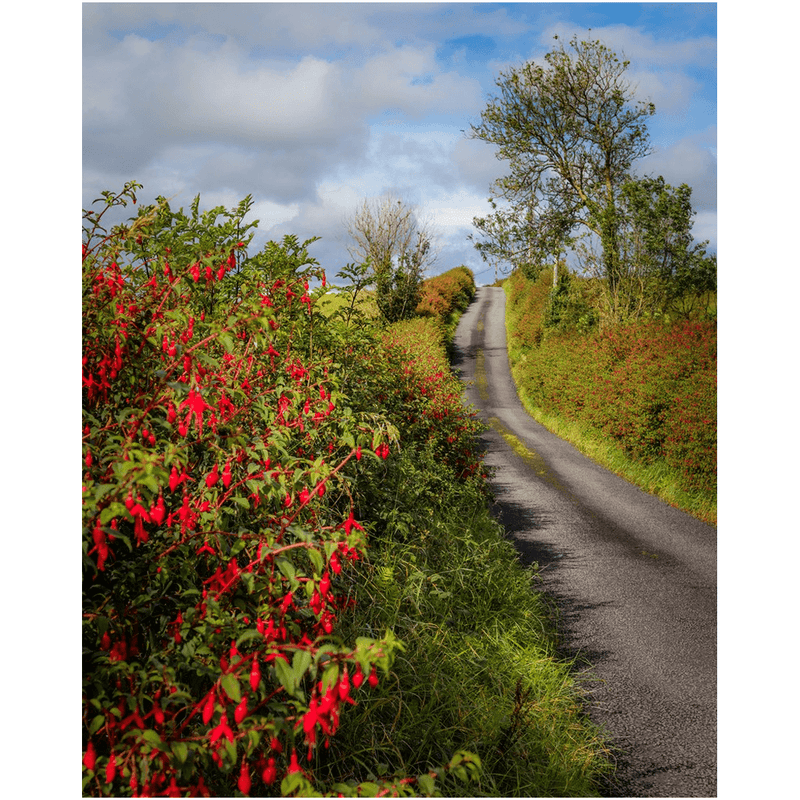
[83, 2, 717, 279]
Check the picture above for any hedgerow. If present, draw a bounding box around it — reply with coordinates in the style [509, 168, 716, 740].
[505, 268, 716, 502]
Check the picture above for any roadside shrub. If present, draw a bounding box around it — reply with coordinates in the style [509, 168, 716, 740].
[377, 317, 486, 483]
[416, 266, 475, 319]
[81, 184, 480, 797]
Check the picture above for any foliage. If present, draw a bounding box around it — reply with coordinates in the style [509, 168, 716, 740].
[470, 35, 716, 326]
[576, 176, 717, 323]
[504, 269, 716, 504]
[415, 266, 477, 347]
[415, 267, 475, 319]
[345, 195, 437, 324]
[543, 265, 600, 334]
[82, 184, 480, 797]
[469, 34, 655, 289]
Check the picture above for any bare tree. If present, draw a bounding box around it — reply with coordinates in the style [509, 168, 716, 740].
[345, 194, 438, 323]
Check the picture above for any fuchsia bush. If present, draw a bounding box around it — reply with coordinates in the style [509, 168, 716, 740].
[81, 185, 438, 797]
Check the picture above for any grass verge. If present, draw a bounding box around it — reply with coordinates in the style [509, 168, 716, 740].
[316, 453, 613, 796]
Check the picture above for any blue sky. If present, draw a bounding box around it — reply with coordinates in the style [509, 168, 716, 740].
[83, 2, 717, 282]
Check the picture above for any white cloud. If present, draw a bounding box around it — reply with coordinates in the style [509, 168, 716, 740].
[82, 5, 716, 272]
[639, 128, 717, 211]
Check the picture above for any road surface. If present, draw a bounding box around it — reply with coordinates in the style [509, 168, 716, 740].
[452, 287, 717, 797]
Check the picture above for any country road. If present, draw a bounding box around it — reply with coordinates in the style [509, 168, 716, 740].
[452, 287, 717, 798]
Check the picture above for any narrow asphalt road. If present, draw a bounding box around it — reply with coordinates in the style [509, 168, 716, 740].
[452, 287, 717, 798]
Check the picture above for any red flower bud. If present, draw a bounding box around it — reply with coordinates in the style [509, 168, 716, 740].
[262, 757, 277, 785]
[320, 572, 331, 598]
[202, 692, 215, 725]
[206, 464, 219, 488]
[105, 751, 117, 783]
[238, 760, 251, 795]
[338, 668, 351, 702]
[249, 658, 261, 692]
[83, 741, 96, 771]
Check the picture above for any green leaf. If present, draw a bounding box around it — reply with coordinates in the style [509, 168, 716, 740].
[307, 547, 324, 575]
[417, 774, 435, 796]
[292, 649, 312, 684]
[171, 741, 188, 764]
[221, 674, 241, 703]
[221, 331, 236, 352]
[99, 503, 127, 524]
[274, 656, 296, 695]
[89, 714, 105, 735]
[320, 663, 340, 694]
[140, 729, 163, 748]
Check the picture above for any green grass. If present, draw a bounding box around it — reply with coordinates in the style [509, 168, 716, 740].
[316, 285, 379, 319]
[312, 454, 613, 796]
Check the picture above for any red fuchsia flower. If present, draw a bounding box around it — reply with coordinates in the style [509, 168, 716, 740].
[341, 511, 363, 535]
[238, 759, 252, 795]
[149, 493, 166, 526]
[222, 460, 232, 488]
[249, 657, 261, 689]
[299, 487, 310, 505]
[234, 697, 248, 725]
[83, 741, 97, 771]
[210, 713, 234, 744]
[205, 464, 219, 488]
[262, 757, 277, 785]
[287, 750, 303, 775]
[168, 466, 188, 492]
[329, 550, 342, 575]
[179, 387, 209, 436]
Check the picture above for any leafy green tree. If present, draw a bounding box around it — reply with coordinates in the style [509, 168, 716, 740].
[345, 194, 437, 324]
[469, 35, 655, 294]
[574, 176, 716, 321]
[618, 176, 716, 318]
